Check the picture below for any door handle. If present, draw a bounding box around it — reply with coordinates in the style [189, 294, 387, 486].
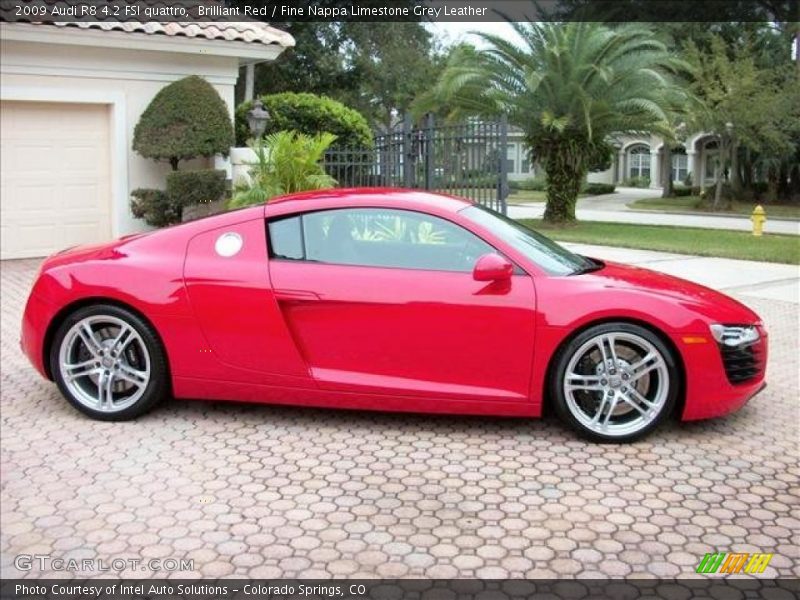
[274, 289, 322, 302]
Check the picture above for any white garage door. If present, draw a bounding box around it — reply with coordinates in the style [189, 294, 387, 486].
[1, 100, 112, 259]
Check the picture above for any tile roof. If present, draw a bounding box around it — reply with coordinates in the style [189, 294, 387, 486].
[4, 1, 294, 47]
[46, 20, 294, 47]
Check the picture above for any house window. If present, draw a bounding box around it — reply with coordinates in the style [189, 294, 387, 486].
[671, 153, 688, 182]
[506, 144, 516, 173]
[627, 145, 651, 179]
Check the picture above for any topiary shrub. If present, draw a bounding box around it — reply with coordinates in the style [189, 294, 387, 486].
[166, 169, 227, 208]
[130, 188, 180, 228]
[133, 75, 234, 170]
[235, 93, 373, 149]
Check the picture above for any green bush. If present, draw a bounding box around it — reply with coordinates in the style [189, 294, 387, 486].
[133, 76, 234, 170]
[235, 93, 373, 148]
[130, 188, 180, 228]
[623, 176, 651, 188]
[166, 169, 227, 208]
[582, 182, 616, 195]
[671, 184, 693, 197]
[511, 176, 547, 191]
[229, 131, 338, 209]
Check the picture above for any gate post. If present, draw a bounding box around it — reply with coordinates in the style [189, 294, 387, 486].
[498, 113, 509, 214]
[424, 113, 435, 190]
[402, 112, 414, 188]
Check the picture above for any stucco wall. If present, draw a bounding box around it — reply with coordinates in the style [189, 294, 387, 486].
[1, 37, 240, 236]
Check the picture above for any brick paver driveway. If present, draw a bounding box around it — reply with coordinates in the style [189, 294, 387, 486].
[1, 259, 798, 579]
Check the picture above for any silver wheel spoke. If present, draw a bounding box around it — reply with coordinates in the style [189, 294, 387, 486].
[111, 325, 134, 356]
[566, 373, 604, 392]
[629, 352, 663, 381]
[628, 386, 658, 410]
[618, 392, 648, 416]
[78, 324, 102, 356]
[589, 394, 611, 426]
[97, 370, 114, 410]
[116, 364, 147, 389]
[63, 359, 97, 381]
[601, 395, 620, 428]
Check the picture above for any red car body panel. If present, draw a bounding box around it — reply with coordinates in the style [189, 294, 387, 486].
[20, 188, 767, 422]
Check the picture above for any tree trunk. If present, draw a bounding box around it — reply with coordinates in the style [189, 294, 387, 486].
[661, 146, 673, 198]
[542, 145, 583, 224]
[170, 157, 179, 171]
[730, 142, 741, 197]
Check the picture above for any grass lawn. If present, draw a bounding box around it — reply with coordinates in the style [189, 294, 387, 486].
[629, 195, 800, 220]
[507, 189, 547, 204]
[519, 219, 800, 265]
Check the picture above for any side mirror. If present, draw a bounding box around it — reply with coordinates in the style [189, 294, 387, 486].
[473, 253, 513, 282]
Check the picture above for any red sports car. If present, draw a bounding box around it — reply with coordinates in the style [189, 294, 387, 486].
[20, 189, 767, 442]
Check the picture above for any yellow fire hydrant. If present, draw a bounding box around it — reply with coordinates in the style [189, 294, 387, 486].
[751, 205, 766, 236]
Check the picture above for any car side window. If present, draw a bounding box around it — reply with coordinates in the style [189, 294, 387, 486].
[269, 208, 494, 272]
[268, 216, 303, 260]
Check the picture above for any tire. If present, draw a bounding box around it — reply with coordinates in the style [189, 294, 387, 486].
[550, 322, 679, 443]
[49, 304, 168, 421]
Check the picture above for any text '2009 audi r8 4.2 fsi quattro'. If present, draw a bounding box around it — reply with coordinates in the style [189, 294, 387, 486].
[21, 189, 767, 442]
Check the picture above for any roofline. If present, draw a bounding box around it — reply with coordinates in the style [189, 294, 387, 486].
[267, 187, 476, 211]
[0, 22, 290, 63]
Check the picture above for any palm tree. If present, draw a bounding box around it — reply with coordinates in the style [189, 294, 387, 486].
[229, 131, 338, 209]
[417, 22, 690, 223]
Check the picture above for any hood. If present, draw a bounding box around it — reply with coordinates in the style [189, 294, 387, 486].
[581, 259, 760, 325]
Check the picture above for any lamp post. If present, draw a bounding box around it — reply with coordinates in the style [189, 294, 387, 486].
[247, 99, 270, 139]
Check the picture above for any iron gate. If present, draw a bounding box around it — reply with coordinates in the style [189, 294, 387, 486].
[323, 113, 510, 214]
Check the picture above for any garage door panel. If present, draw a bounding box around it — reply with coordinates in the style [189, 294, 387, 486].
[0, 101, 111, 260]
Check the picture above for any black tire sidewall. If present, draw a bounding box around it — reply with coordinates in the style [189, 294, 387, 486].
[551, 322, 679, 443]
[49, 304, 168, 421]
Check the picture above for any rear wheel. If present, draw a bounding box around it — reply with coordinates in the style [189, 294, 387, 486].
[551, 322, 678, 443]
[50, 304, 168, 420]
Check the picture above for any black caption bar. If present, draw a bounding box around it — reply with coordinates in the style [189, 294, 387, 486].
[0, 0, 797, 23]
[2, 579, 800, 600]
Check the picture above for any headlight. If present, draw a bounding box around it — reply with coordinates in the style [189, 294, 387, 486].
[709, 324, 760, 347]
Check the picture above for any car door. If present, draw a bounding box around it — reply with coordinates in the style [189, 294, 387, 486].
[267, 207, 537, 403]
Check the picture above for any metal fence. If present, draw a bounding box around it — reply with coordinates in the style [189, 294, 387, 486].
[323, 113, 510, 214]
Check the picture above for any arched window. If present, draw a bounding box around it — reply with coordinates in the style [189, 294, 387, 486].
[627, 144, 651, 179]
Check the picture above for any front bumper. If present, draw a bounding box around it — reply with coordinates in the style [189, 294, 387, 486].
[679, 328, 768, 421]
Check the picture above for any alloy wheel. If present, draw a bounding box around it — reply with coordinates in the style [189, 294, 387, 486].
[562, 331, 670, 438]
[57, 315, 151, 413]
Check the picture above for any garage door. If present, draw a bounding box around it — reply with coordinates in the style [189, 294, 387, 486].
[1, 100, 112, 259]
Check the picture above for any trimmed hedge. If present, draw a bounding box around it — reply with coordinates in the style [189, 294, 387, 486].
[166, 169, 227, 207]
[509, 176, 547, 191]
[235, 92, 373, 149]
[582, 182, 616, 195]
[133, 76, 234, 169]
[130, 188, 179, 228]
[131, 169, 226, 228]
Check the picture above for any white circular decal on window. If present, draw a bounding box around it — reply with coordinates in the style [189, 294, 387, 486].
[215, 232, 243, 257]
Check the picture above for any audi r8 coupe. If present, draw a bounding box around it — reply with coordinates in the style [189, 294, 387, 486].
[21, 189, 767, 442]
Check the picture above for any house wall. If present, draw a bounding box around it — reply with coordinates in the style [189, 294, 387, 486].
[0, 38, 240, 237]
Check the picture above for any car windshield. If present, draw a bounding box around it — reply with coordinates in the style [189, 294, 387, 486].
[461, 205, 597, 276]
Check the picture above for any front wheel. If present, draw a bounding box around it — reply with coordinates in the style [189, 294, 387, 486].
[551, 322, 679, 443]
[50, 304, 168, 421]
